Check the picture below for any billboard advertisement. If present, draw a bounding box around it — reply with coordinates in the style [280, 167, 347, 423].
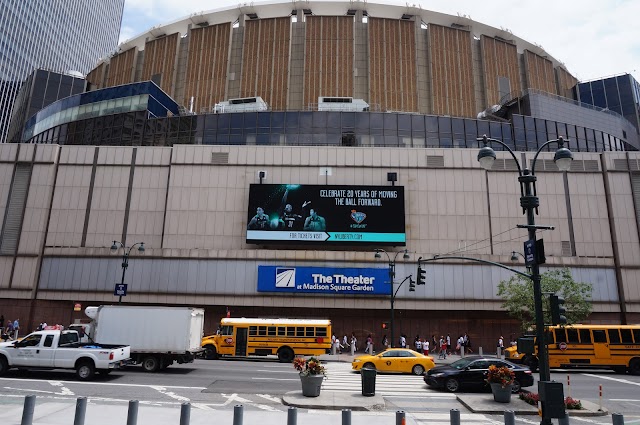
[246, 184, 405, 245]
[257, 265, 390, 295]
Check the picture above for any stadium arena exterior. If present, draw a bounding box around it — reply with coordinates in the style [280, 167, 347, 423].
[2, 1, 640, 349]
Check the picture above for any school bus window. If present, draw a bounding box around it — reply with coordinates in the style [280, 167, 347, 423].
[287, 327, 295, 336]
[317, 327, 327, 337]
[221, 325, 233, 335]
[608, 329, 621, 344]
[633, 329, 640, 343]
[258, 326, 267, 336]
[249, 326, 257, 336]
[268, 326, 276, 336]
[306, 327, 314, 337]
[567, 329, 579, 343]
[593, 330, 607, 343]
[579, 329, 591, 343]
[277, 327, 286, 336]
[554, 329, 567, 343]
[620, 329, 633, 344]
[296, 327, 305, 337]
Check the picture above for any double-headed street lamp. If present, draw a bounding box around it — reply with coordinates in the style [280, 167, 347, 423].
[477, 135, 572, 425]
[111, 241, 145, 304]
[374, 248, 411, 348]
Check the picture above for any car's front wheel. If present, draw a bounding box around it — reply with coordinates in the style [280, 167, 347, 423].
[412, 364, 425, 375]
[511, 379, 521, 393]
[445, 378, 460, 392]
[363, 362, 376, 370]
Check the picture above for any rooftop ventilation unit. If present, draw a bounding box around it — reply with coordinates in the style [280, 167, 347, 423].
[213, 96, 269, 113]
[303, 9, 312, 15]
[401, 14, 413, 20]
[246, 13, 258, 19]
[196, 21, 209, 27]
[347, 9, 357, 15]
[318, 97, 369, 112]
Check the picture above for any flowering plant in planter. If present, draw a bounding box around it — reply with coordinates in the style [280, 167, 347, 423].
[293, 356, 326, 376]
[485, 365, 515, 388]
[519, 393, 583, 410]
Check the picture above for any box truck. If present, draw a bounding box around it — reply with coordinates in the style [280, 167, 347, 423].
[84, 305, 204, 372]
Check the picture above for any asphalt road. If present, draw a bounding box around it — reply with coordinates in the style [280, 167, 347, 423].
[0, 359, 638, 423]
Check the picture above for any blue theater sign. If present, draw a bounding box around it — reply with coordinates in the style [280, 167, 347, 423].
[257, 266, 390, 295]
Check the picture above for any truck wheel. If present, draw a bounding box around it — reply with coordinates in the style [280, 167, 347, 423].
[277, 347, 294, 363]
[142, 356, 160, 372]
[204, 345, 218, 360]
[0, 356, 8, 376]
[76, 361, 95, 381]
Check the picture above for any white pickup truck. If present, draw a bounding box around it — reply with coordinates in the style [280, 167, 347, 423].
[0, 330, 130, 381]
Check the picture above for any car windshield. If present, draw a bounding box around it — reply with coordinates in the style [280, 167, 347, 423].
[449, 358, 475, 370]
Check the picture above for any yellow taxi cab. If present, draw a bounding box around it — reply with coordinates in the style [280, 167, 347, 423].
[504, 345, 524, 363]
[352, 348, 435, 375]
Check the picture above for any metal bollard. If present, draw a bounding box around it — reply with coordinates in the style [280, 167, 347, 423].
[450, 409, 460, 425]
[612, 413, 624, 425]
[342, 409, 351, 425]
[559, 412, 570, 425]
[396, 411, 406, 425]
[21, 395, 36, 425]
[497, 347, 502, 358]
[504, 410, 515, 425]
[74, 397, 87, 425]
[287, 407, 297, 425]
[180, 403, 190, 425]
[126, 400, 139, 425]
[233, 404, 244, 425]
[479, 347, 483, 356]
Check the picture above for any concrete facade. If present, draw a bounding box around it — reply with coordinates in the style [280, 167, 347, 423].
[1, 143, 639, 349]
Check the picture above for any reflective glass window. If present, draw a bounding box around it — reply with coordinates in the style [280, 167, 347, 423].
[356, 113, 370, 130]
[398, 114, 411, 132]
[384, 114, 398, 133]
[566, 124, 578, 151]
[585, 128, 595, 152]
[371, 113, 384, 130]
[411, 115, 425, 132]
[438, 117, 452, 135]
[285, 112, 299, 128]
[217, 114, 230, 132]
[271, 112, 284, 128]
[579, 329, 591, 343]
[576, 126, 587, 152]
[244, 112, 257, 129]
[592, 330, 607, 343]
[426, 116, 438, 133]
[313, 112, 327, 129]
[512, 115, 526, 151]
[489, 121, 502, 141]
[464, 119, 478, 147]
[342, 112, 355, 128]
[257, 112, 270, 128]
[327, 112, 340, 129]
[299, 112, 313, 129]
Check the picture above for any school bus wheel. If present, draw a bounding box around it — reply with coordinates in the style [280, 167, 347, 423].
[204, 345, 218, 360]
[629, 358, 640, 376]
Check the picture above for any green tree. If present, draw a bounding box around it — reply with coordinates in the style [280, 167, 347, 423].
[497, 268, 593, 331]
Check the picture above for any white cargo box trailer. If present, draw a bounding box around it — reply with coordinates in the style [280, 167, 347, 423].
[85, 305, 204, 372]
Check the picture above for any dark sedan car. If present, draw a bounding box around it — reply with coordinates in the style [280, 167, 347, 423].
[424, 356, 534, 393]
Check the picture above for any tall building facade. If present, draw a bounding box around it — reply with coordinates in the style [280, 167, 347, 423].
[0, 0, 125, 144]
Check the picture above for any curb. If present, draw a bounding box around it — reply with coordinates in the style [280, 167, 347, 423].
[282, 390, 386, 411]
[456, 395, 608, 417]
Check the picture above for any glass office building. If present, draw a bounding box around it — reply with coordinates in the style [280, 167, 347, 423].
[0, 0, 125, 143]
[576, 74, 640, 134]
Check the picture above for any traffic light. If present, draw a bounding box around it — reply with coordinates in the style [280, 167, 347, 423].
[416, 259, 426, 285]
[409, 277, 416, 292]
[382, 322, 390, 330]
[550, 294, 567, 325]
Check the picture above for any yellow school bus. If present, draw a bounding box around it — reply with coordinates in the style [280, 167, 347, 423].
[517, 324, 640, 375]
[201, 318, 332, 362]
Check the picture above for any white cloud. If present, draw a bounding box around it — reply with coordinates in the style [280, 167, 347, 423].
[121, 0, 640, 82]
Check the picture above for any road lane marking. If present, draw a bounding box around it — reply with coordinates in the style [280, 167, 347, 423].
[257, 394, 282, 403]
[150, 385, 191, 402]
[0, 377, 206, 390]
[48, 380, 75, 396]
[610, 399, 640, 402]
[582, 373, 640, 386]
[4, 386, 75, 396]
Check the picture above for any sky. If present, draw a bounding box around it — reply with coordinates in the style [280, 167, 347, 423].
[120, 0, 640, 83]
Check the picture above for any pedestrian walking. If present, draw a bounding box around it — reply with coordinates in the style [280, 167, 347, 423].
[399, 334, 406, 348]
[446, 334, 451, 355]
[350, 333, 357, 355]
[497, 335, 504, 358]
[424, 339, 429, 356]
[432, 335, 438, 355]
[415, 338, 422, 353]
[366, 334, 373, 355]
[342, 334, 348, 353]
[381, 334, 388, 349]
[13, 318, 19, 339]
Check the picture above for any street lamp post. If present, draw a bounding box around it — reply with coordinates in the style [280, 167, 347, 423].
[477, 135, 572, 425]
[110, 241, 145, 304]
[374, 248, 410, 348]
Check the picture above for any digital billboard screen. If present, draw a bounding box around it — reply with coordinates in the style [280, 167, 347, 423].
[246, 184, 405, 245]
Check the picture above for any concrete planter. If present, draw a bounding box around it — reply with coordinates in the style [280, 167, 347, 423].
[300, 373, 324, 397]
[490, 383, 513, 403]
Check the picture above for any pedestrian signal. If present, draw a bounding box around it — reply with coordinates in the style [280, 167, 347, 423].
[382, 322, 389, 330]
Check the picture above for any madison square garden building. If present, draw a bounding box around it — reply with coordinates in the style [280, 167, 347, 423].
[2, 1, 640, 349]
